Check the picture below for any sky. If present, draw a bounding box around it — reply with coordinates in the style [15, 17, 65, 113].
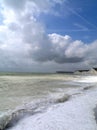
[0, 0, 97, 72]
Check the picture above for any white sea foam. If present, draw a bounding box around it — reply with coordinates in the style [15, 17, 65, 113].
[76, 76, 97, 83]
[8, 76, 97, 130]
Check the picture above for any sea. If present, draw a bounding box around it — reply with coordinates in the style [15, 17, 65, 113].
[0, 73, 97, 130]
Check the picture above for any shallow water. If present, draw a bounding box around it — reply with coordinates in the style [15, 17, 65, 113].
[0, 74, 78, 113]
[1, 74, 96, 130]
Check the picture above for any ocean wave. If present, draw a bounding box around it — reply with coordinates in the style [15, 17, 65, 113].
[6, 85, 97, 130]
[0, 94, 70, 130]
[1, 75, 97, 130]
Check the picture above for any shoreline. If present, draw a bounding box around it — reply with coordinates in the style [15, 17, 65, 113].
[8, 85, 97, 130]
[0, 75, 97, 130]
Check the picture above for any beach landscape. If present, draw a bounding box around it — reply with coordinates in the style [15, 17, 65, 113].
[0, 73, 97, 130]
[0, 0, 97, 129]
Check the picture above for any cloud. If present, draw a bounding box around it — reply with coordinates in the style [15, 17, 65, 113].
[26, 32, 86, 64]
[3, 0, 26, 10]
[0, 0, 97, 72]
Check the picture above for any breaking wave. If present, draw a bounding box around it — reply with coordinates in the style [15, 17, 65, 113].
[0, 94, 70, 130]
[1, 75, 97, 130]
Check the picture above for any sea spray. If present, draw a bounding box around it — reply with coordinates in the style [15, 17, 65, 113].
[0, 114, 11, 130]
[1, 76, 97, 130]
[0, 94, 70, 130]
[8, 85, 97, 130]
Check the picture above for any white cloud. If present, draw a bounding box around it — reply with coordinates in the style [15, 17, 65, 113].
[30, 32, 97, 68]
[0, 0, 97, 72]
